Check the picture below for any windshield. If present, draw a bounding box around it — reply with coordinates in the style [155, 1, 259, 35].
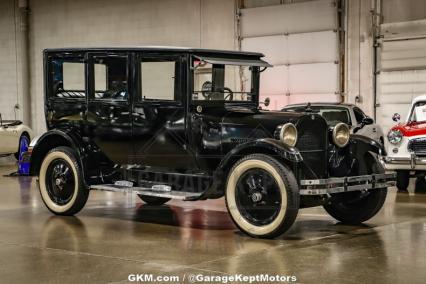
[192, 59, 255, 103]
[283, 106, 351, 126]
[409, 101, 426, 123]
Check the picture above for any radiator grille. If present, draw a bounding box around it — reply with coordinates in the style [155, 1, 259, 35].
[296, 114, 328, 178]
[408, 138, 426, 155]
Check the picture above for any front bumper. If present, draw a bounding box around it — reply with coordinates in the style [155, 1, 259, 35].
[300, 173, 396, 195]
[381, 154, 426, 170]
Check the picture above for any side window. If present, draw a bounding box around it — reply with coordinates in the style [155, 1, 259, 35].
[92, 55, 128, 101]
[50, 57, 85, 99]
[353, 107, 365, 124]
[140, 57, 179, 101]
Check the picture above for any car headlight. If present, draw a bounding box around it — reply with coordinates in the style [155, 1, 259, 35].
[279, 123, 298, 147]
[332, 123, 350, 147]
[387, 129, 403, 145]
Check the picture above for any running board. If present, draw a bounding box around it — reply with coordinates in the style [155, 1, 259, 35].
[90, 184, 203, 201]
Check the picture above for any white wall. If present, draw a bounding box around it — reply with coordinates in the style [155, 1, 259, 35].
[28, 0, 236, 134]
[382, 0, 426, 23]
[0, 0, 19, 121]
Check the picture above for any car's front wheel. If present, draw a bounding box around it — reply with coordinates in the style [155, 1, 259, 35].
[38, 147, 89, 215]
[225, 154, 299, 239]
[323, 157, 387, 224]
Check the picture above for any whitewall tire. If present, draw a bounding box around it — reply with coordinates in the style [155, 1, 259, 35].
[225, 154, 299, 239]
[38, 147, 89, 215]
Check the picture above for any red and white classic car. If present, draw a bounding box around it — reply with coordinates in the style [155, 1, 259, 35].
[382, 95, 426, 192]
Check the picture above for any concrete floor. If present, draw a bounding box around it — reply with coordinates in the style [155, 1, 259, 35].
[0, 158, 426, 284]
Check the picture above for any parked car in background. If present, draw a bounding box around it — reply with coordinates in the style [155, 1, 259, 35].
[0, 114, 32, 161]
[282, 103, 384, 144]
[26, 47, 394, 239]
[382, 95, 426, 193]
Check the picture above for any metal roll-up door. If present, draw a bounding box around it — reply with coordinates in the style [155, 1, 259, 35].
[376, 20, 426, 133]
[240, 0, 341, 110]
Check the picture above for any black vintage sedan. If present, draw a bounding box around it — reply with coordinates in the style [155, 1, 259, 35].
[26, 47, 394, 238]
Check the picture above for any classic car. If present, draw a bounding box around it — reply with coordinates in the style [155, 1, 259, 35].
[0, 114, 32, 161]
[382, 95, 426, 192]
[26, 47, 395, 238]
[282, 103, 384, 144]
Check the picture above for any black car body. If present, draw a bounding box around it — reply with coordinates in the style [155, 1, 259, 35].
[28, 47, 395, 238]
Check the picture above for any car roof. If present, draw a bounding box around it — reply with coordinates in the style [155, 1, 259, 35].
[43, 46, 265, 58]
[412, 95, 426, 104]
[282, 102, 354, 109]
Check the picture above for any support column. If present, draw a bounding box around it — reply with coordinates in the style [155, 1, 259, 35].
[15, 0, 31, 125]
[345, 0, 376, 118]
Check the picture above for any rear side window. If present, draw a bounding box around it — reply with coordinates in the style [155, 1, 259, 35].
[49, 57, 85, 99]
[92, 55, 129, 101]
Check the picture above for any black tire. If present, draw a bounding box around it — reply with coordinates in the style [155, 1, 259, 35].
[415, 177, 426, 193]
[323, 156, 387, 224]
[396, 171, 410, 192]
[14, 133, 30, 160]
[225, 154, 299, 239]
[38, 146, 89, 216]
[137, 195, 171, 205]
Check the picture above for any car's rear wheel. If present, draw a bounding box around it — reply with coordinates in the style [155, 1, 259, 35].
[14, 133, 30, 160]
[225, 154, 299, 239]
[137, 195, 170, 205]
[38, 147, 89, 215]
[323, 157, 387, 224]
[396, 170, 410, 192]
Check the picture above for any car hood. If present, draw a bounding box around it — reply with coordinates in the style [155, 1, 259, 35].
[221, 105, 304, 134]
[392, 121, 426, 137]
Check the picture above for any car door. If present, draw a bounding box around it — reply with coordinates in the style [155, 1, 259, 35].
[86, 52, 133, 164]
[45, 52, 87, 134]
[0, 121, 18, 154]
[132, 52, 197, 171]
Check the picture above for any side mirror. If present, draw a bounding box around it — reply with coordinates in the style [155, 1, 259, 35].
[362, 117, 374, 125]
[260, 97, 270, 107]
[392, 113, 401, 122]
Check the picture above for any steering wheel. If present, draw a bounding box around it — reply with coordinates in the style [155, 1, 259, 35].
[223, 87, 233, 101]
[201, 81, 213, 100]
[200, 81, 234, 101]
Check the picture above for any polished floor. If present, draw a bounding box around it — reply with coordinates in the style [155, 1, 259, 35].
[0, 158, 426, 284]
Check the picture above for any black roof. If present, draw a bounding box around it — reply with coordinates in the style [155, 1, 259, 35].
[44, 46, 265, 58]
[283, 102, 355, 108]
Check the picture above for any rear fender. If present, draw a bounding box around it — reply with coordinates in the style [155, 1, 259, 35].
[29, 129, 88, 181]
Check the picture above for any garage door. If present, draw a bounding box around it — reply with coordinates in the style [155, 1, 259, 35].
[240, 0, 341, 110]
[376, 20, 426, 133]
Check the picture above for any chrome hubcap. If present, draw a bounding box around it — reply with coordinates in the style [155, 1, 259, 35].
[251, 192, 263, 203]
[55, 178, 64, 189]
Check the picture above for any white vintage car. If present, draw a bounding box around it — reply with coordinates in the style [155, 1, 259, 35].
[0, 115, 33, 160]
[382, 95, 426, 193]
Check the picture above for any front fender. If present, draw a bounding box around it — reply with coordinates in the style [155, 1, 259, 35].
[218, 138, 302, 172]
[200, 138, 302, 199]
[349, 134, 386, 156]
[329, 134, 385, 177]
